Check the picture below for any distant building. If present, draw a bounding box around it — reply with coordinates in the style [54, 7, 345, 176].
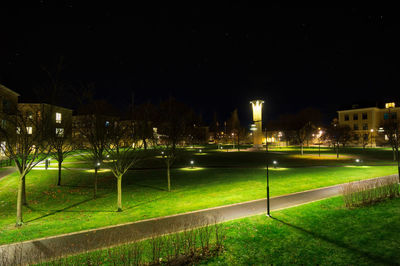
[72, 114, 119, 147]
[0, 84, 20, 157]
[337, 102, 400, 146]
[18, 103, 73, 139]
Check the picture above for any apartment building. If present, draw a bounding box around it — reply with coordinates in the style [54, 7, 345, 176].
[337, 102, 400, 146]
[18, 103, 73, 139]
[0, 84, 20, 156]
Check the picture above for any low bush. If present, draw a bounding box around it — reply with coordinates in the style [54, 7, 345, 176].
[341, 176, 400, 208]
[7, 217, 225, 265]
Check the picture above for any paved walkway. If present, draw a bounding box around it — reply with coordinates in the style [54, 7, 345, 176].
[0, 167, 15, 180]
[0, 174, 397, 265]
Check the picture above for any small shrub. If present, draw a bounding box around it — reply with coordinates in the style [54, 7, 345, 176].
[24, 217, 225, 265]
[341, 176, 400, 208]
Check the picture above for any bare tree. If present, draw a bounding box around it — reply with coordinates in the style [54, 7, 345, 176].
[158, 98, 191, 191]
[381, 110, 400, 181]
[105, 121, 143, 211]
[325, 121, 351, 159]
[77, 100, 118, 198]
[0, 104, 51, 226]
[292, 108, 322, 155]
[48, 120, 75, 186]
[132, 102, 157, 149]
[228, 109, 243, 151]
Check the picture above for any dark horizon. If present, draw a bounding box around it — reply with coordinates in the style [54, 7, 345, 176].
[0, 7, 395, 126]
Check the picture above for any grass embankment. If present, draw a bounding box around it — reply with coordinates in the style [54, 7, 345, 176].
[0, 163, 396, 244]
[206, 196, 400, 265]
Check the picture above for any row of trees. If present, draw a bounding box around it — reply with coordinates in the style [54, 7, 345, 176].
[0, 95, 209, 226]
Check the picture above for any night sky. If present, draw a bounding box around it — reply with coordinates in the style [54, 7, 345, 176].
[0, 7, 395, 126]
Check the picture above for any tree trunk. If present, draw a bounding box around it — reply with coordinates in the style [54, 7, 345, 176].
[237, 135, 240, 151]
[143, 138, 147, 150]
[300, 143, 303, 155]
[94, 167, 98, 199]
[167, 160, 171, 192]
[117, 176, 122, 212]
[22, 175, 27, 206]
[336, 143, 339, 159]
[16, 176, 23, 226]
[57, 160, 62, 186]
[396, 147, 400, 183]
[393, 147, 396, 161]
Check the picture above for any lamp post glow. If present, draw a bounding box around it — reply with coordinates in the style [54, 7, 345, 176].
[273, 160, 278, 169]
[250, 100, 264, 148]
[190, 160, 194, 169]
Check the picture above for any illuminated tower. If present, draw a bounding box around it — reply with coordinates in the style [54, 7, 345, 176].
[250, 100, 264, 148]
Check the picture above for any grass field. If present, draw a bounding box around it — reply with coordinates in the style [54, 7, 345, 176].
[36, 196, 400, 265]
[0, 146, 398, 245]
[205, 196, 400, 265]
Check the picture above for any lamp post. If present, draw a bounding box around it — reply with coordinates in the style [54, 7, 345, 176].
[232, 133, 235, 150]
[94, 161, 101, 199]
[266, 162, 270, 217]
[370, 129, 374, 148]
[190, 160, 194, 169]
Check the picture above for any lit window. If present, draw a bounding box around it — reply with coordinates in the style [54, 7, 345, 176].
[56, 128, 64, 137]
[56, 112, 62, 123]
[26, 127, 32, 134]
[386, 102, 395, 108]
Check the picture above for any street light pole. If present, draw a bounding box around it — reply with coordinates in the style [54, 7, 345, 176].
[370, 129, 374, 148]
[266, 162, 270, 217]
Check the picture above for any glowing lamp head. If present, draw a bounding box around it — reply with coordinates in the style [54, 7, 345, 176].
[96, 162, 101, 167]
[106, 154, 110, 158]
[199, 149, 202, 153]
[190, 160, 194, 165]
[161, 151, 164, 155]
[273, 160, 277, 165]
[355, 159, 360, 163]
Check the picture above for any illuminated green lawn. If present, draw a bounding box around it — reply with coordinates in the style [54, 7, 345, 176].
[206, 196, 400, 265]
[0, 163, 396, 244]
[40, 197, 400, 265]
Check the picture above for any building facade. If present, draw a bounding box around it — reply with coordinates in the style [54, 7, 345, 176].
[0, 84, 20, 157]
[337, 103, 400, 146]
[18, 103, 73, 139]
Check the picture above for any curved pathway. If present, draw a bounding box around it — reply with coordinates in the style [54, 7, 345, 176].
[0, 174, 397, 265]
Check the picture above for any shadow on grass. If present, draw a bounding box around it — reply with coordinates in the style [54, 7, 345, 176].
[123, 195, 171, 211]
[271, 217, 397, 265]
[25, 195, 115, 223]
[132, 183, 168, 192]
